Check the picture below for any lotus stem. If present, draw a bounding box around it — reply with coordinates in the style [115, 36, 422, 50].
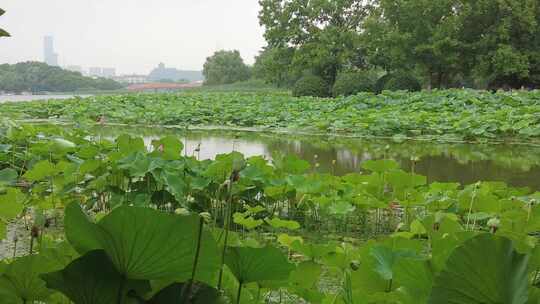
[235, 281, 243, 304]
[117, 276, 126, 304]
[181, 216, 204, 302]
[465, 187, 478, 230]
[217, 174, 234, 290]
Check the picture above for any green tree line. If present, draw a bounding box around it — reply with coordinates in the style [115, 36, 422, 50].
[0, 62, 123, 93]
[253, 0, 540, 91]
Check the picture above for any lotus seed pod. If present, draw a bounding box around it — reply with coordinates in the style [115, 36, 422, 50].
[31, 226, 40, 238]
[332, 159, 336, 165]
[200, 212, 212, 223]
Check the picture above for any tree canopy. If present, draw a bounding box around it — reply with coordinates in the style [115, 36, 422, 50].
[258, 0, 368, 85]
[0, 62, 124, 93]
[256, 0, 540, 90]
[202, 50, 251, 85]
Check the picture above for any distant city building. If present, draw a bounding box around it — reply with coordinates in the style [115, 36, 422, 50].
[102, 68, 116, 78]
[65, 65, 82, 74]
[112, 74, 148, 84]
[89, 67, 103, 77]
[43, 36, 59, 66]
[147, 63, 203, 82]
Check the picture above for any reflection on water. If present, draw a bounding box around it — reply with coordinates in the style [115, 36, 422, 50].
[95, 126, 540, 190]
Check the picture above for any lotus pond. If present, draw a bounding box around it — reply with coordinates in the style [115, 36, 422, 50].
[0, 89, 540, 303]
[92, 126, 540, 190]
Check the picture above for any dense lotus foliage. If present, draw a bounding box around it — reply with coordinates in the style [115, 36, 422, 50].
[1, 89, 540, 142]
[0, 123, 539, 303]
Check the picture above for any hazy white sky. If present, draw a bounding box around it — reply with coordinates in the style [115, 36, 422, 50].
[0, 0, 266, 74]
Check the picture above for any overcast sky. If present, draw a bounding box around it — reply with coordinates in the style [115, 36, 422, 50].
[0, 0, 266, 74]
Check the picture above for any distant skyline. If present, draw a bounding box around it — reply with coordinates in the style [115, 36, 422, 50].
[0, 0, 266, 74]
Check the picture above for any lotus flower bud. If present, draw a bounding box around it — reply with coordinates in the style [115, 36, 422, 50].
[175, 208, 190, 215]
[199, 212, 211, 223]
[487, 217, 500, 233]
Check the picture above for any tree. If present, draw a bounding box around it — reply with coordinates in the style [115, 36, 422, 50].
[258, 0, 370, 85]
[202, 50, 250, 85]
[252, 47, 296, 87]
[362, 0, 461, 89]
[454, 0, 540, 88]
[0, 62, 123, 93]
[0, 8, 10, 37]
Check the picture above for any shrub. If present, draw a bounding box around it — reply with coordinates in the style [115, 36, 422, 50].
[332, 71, 376, 97]
[292, 75, 330, 97]
[376, 73, 422, 92]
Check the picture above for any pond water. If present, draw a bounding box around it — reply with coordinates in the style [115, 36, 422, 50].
[93, 126, 540, 190]
[0, 94, 91, 103]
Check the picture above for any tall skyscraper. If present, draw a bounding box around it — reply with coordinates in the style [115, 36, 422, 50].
[43, 36, 59, 66]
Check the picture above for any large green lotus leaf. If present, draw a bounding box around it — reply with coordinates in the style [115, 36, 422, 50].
[429, 234, 529, 304]
[161, 170, 187, 201]
[64, 202, 104, 254]
[147, 282, 224, 304]
[0, 188, 25, 227]
[0, 254, 63, 303]
[0, 168, 17, 186]
[118, 152, 152, 177]
[151, 136, 184, 160]
[225, 246, 294, 284]
[393, 258, 433, 303]
[204, 152, 245, 182]
[370, 245, 420, 281]
[361, 159, 400, 173]
[430, 230, 477, 273]
[51, 137, 76, 151]
[233, 213, 263, 229]
[265, 217, 300, 230]
[386, 170, 426, 191]
[41, 250, 150, 304]
[23, 160, 58, 181]
[289, 261, 322, 289]
[117, 134, 146, 156]
[271, 153, 310, 174]
[65, 203, 220, 283]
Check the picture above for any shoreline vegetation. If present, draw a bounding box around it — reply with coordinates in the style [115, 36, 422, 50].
[1, 89, 539, 144]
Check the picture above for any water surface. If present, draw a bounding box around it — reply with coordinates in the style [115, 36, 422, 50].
[93, 126, 540, 190]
